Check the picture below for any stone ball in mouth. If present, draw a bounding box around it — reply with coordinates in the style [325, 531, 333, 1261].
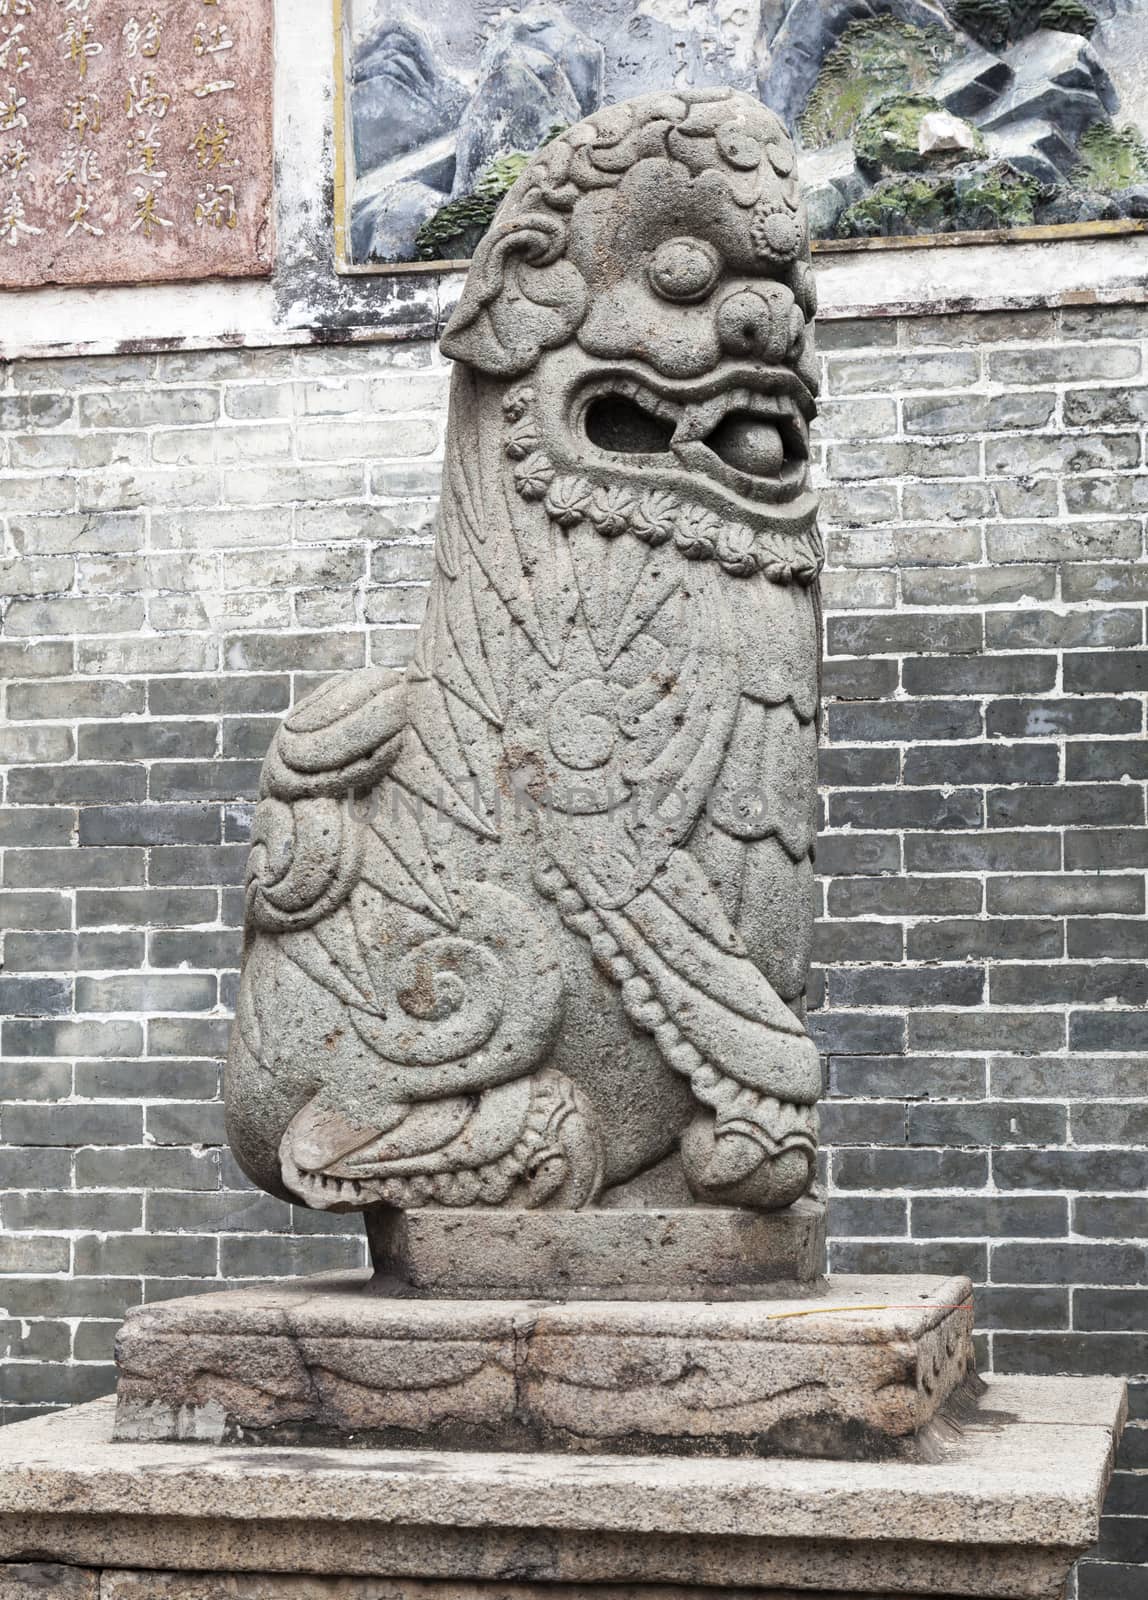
[706, 413, 786, 479]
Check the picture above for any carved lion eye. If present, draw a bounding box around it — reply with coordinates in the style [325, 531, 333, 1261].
[647, 237, 721, 304]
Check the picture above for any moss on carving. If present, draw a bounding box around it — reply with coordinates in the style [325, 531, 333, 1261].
[1038, 0, 1097, 34]
[948, 0, 1096, 46]
[798, 18, 954, 149]
[838, 162, 1037, 236]
[837, 174, 950, 235]
[956, 163, 1039, 227]
[416, 133, 565, 261]
[855, 95, 945, 173]
[1075, 120, 1148, 192]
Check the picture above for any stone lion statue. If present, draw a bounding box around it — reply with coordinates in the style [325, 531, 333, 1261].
[226, 87, 824, 1220]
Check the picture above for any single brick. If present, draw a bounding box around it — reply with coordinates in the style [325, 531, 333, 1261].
[0, 1236, 69, 1273]
[2, 1018, 142, 1058]
[826, 1196, 907, 1235]
[988, 345, 1141, 384]
[902, 390, 1054, 435]
[76, 974, 218, 1013]
[828, 964, 984, 1007]
[147, 844, 247, 886]
[986, 698, 1140, 739]
[147, 761, 261, 803]
[994, 1150, 1148, 1192]
[991, 783, 1145, 830]
[148, 673, 290, 715]
[827, 351, 979, 395]
[829, 1240, 987, 1280]
[990, 609, 1143, 652]
[76, 888, 218, 927]
[908, 1010, 1065, 1054]
[827, 875, 982, 916]
[77, 721, 218, 762]
[146, 1101, 227, 1145]
[905, 832, 1061, 873]
[1070, 1011, 1148, 1052]
[992, 1241, 1148, 1284]
[826, 699, 982, 743]
[1071, 1104, 1148, 1145]
[900, 563, 1056, 608]
[3, 847, 146, 891]
[1066, 829, 1148, 871]
[911, 1195, 1067, 1238]
[829, 1055, 985, 1100]
[818, 747, 900, 786]
[0, 976, 73, 1017]
[987, 875, 1143, 916]
[1067, 919, 1148, 959]
[905, 742, 1059, 786]
[907, 917, 1062, 961]
[73, 1233, 217, 1277]
[987, 519, 1141, 564]
[74, 1146, 219, 1190]
[902, 655, 1055, 695]
[805, 1011, 906, 1056]
[833, 1147, 987, 1190]
[907, 1101, 1066, 1148]
[813, 833, 901, 876]
[992, 1054, 1145, 1100]
[827, 788, 983, 831]
[1074, 1198, 1148, 1238]
[827, 525, 980, 567]
[819, 1100, 907, 1145]
[2, 1104, 143, 1147]
[79, 804, 222, 848]
[1066, 651, 1148, 694]
[827, 613, 982, 656]
[976, 1286, 1069, 1330]
[7, 765, 147, 807]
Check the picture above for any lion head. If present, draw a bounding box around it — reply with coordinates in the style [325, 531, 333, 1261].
[441, 87, 819, 580]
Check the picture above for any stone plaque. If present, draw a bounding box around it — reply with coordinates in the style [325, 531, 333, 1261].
[0, 0, 273, 288]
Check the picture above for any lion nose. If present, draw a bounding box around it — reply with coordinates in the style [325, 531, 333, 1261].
[717, 285, 804, 363]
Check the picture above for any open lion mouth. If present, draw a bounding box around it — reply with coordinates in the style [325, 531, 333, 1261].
[578, 365, 812, 503]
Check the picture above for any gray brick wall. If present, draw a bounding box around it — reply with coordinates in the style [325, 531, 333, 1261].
[1, 306, 1145, 1596]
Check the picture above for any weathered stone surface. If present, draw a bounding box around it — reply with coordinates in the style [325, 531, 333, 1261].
[758, 0, 959, 128]
[450, 12, 604, 200]
[979, 29, 1119, 139]
[0, 1565, 97, 1599]
[112, 1271, 974, 1456]
[228, 89, 827, 1233]
[366, 1199, 827, 1297]
[918, 111, 979, 156]
[932, 45, 1013, 118]
[350, 18, 469, 174]
[350, 181, 449, 266]
[984, 117, 1077, 184]
[94, 1580, 1004, 1600]
[0, 1377, 1126, 1596]
[800, 142, 867, 235]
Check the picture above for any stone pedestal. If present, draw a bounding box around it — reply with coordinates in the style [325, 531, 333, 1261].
[0, 1377, 1126, 1600]
[111, 1267, 976, 1459]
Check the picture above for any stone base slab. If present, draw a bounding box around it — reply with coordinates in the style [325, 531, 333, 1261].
[0, 1578, 1084, 1600]
[112, 1272, 976, 1458]
[0, 1377, 1126, 1598]
[366, 1200, 827, 1299]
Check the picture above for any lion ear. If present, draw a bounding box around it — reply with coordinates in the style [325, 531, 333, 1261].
[440, 212, 587, 378]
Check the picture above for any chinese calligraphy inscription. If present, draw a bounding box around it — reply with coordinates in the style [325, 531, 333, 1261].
[0, 0, 272, 289]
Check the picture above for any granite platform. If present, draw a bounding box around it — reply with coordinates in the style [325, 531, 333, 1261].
[111, 1269, 977, 1459]
[0, 1376, 1127, 1600]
